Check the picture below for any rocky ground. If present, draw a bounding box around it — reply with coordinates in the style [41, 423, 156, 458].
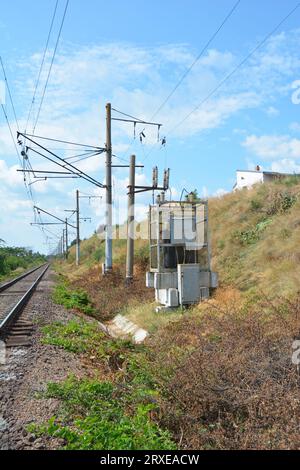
[0, 270, 89, 450]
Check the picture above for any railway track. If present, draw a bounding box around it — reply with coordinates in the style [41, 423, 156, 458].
[0, 264, 49, 347]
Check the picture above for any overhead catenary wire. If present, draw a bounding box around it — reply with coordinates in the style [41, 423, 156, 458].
[118, 0, 241, 164]
[23, 133, 102, 149]
[0, 56, 19, 131]
[20, 133, 105, 188]
[26, 145, 101, 187]
[142, 1, 300, 163]
[0, 104, 22, 166]
[25, 0, 59, 134]
[167, 1, 300, 136]
[32, 0, 70, 134]
[149, 0, 241, 122]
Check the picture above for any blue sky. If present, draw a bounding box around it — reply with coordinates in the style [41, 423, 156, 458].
[1, 0, 300, 253]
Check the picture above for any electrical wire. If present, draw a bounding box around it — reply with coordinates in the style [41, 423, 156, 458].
[0, 104, 22, 166]
[23, 133, 102, 149]
[118, 0, 241, 164]
[25, 0, 59, 134]
[32, 0, 69, 134]
[149, 0, 241, 122]
[167, 1, 300, 136]
[0, 56, 19, 130]
[142, 1, 300, 164]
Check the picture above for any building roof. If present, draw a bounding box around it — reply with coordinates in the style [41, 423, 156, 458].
[236, 170, 299, 176]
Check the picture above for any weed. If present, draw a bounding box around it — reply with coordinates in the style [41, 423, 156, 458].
[233, 217, 272, 246]
[52, 282, 96, 316]
[42, 319, 134, 367]
[250, 198, 263, 211]
[28, 375, 175, 450]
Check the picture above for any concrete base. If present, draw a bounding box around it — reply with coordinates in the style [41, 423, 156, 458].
[103, 314, 148, 344]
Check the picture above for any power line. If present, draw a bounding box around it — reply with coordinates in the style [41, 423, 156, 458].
[143, 1, 300, 163]
[0, 56, 19, 130]
[119, 0, 240, 163]
[32, 0, 70, 134]
[25, 0, 59, 134]
[19, 132, 105, 188]
[167, 1, 300, 136]
[0, 101, 49, 243]
[149, 0, 241, 122]
[0, 104, 22, 166]
[23, 133, 102, 149]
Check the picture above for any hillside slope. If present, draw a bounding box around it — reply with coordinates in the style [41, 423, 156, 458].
[209, 175, 300, 298]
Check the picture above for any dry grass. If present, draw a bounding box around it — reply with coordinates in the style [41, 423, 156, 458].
[209, 179, 300, 297]
[65, 261, 153, 321]
[146, 291, 300, 449]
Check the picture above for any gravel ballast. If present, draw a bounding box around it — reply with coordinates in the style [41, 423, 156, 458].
[0, 269, 89, 450]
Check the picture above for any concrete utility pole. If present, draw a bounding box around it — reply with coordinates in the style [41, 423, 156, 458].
[65, 218, 68, 259]
[62, 230, 65, 258]
[105, 102, 113, 273]
[126, 154, 136, 285]
[76, 189, 80, 266]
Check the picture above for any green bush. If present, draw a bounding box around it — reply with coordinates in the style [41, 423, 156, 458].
[0, 245, 46, 277]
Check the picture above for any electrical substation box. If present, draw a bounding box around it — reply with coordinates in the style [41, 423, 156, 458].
[146, 199, 218, 310]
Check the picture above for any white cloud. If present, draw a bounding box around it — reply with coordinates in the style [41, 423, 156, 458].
[0, 160, 23, 186]
[265, 106, 279, 116]
[290, 121, 300, 132]
[242, 134, 300, 160]
[270, 159, 300, 173]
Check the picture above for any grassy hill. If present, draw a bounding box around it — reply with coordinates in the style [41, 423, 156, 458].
[210, 175, 300, 299]
[51, 177, 300, 449]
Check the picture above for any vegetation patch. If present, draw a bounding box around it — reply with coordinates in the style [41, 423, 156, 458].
[28, 375, 175, 450]
[52, 281, 96, 316]
[42, 319, 134, 368]
[35, 319, 176, 450]
[0, 243, 45, 280]
[233, 217, 272, 246]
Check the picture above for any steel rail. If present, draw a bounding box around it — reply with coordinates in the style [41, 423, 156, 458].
[0, 263, 48, 293]
[0, 264, 49, 332]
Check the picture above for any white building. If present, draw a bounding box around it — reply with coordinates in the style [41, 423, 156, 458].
[233, 167, 296, 191]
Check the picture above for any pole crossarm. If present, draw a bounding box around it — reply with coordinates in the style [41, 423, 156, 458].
[112, 164, 144, 168]
[111, 117, 162, 127]
[31, 222, 64, 226]
[34, 205, 77, 229]
[111, 108, 162, 127]
[17, 132, 106, 189]
[131, 185, 168, 194]
[17, 169, 81, 175]
[21, 132, 105, 150]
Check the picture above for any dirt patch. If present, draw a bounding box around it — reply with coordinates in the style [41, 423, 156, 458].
[71, 262, 153, 321]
